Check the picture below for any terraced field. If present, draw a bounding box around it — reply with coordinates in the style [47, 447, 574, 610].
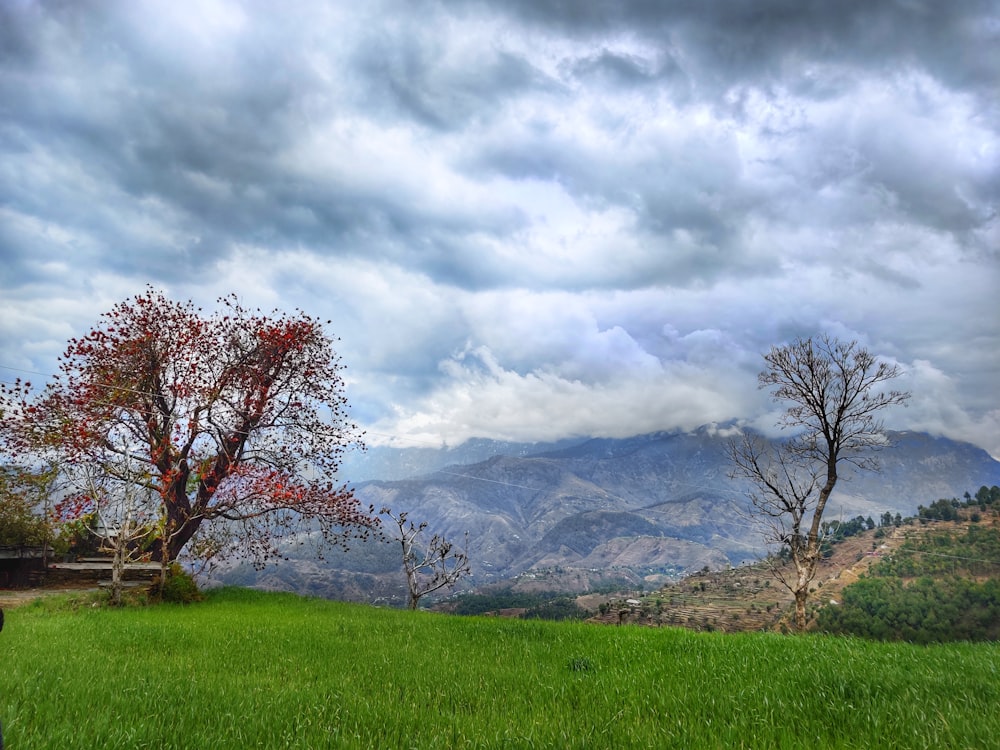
[591, 526, 908, 631]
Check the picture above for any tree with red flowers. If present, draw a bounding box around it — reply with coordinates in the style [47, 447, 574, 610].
[0, 288, 373, 568]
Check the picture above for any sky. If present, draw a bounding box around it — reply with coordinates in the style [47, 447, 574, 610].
[1, 0, 998, 458]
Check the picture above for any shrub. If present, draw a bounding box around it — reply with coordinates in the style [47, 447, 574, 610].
[153, 563, 203, 604]
[53, 513, 103, 558]
[0, 466, 56, 548]
[0, 501, 52, 547]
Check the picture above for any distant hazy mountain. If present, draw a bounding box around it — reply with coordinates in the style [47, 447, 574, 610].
[212, 429, 1000, 604]
[338, 436, 588, 482]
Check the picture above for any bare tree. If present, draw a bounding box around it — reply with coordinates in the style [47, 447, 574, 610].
[730, 335, 909, 630]
[66, 459, 159, 605]
[380, 508, 471, 610]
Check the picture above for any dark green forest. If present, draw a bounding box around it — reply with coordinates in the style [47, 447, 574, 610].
[817, 485, 1000, 643]
[449, 589, 589, 620]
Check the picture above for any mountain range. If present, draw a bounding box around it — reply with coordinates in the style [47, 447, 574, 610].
[212, 428, 1000, 605]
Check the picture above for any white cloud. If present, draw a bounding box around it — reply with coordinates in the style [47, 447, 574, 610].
[0, 0, 996, 459]
[894, 360, 1000, 459]
[374, 343, 750, 446]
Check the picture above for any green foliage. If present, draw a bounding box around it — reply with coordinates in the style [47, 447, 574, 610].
[52, 512, 103, 557]
[975, 485, 1000, 506]
[873, 523, 1000, 579]
[151, 563, 203, 604]
[817, 577, 1000, 643]
[0, 496, 52, 547]
[451, 588, 588, 620]
[817, 512, 1000, 643]
[522, 596, 588, 621]
[822, 515, 875, 542]
[916, 487, 1000, 524]
[1, 589, 998, 749]
[0, 466, 55, 547]
[917, 498, 961, 522]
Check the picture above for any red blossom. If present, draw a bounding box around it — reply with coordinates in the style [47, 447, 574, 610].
[0, 287, 371, 565]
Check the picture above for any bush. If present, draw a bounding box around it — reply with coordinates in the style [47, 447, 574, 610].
[153, 563, 203, 604]
[0, 500, 52, 547]
[0, 465, 56, 548]
[52, 512, 103, 558]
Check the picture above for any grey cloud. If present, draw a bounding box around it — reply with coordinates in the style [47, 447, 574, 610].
[354, 30, 548, 131]
[472, 0, 1000, 98]
[7, 0, 988, 295]
[0, 6, 515, 287]
[567, 48, 691, 100]
[1, 0, 997, 456]
[570, 50, 655, 86]
[461, 117, 771, 289]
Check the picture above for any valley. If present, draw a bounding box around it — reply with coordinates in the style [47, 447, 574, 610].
[211, 428, 1000, 608]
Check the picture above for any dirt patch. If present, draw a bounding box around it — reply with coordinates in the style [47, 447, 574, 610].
[0, 583, 102, 610]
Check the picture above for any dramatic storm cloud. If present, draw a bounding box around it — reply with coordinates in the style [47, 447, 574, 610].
[1, 0, 998, 456]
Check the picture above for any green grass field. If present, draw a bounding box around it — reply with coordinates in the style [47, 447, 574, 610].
[1, 587, 997, 749]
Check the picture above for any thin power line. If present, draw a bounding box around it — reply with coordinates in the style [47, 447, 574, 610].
[899, 548, 1000, 566]
[0, 364, 55, 379]
[435, 470, 542, 492]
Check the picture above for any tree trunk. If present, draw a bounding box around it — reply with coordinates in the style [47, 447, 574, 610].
[165, 518, 201, 561]
[110, 542, 124, 606]
[406, 566, 420, 610]
[792, 470, 838, 629]
[793, 587, 808, 630]
[790, 535, 816, 631]
[150, 513, 201, 599]
[149, 514, 202, 563]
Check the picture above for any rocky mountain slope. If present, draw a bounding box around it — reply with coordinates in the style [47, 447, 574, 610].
[212, 428, 1000, 604]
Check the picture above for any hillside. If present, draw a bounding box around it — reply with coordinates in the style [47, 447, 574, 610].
[814, 492, 1000, 641]
[589, 524, 910, 632]
[594, 490, 1000, 637]
[211, 428, 1000, 604]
